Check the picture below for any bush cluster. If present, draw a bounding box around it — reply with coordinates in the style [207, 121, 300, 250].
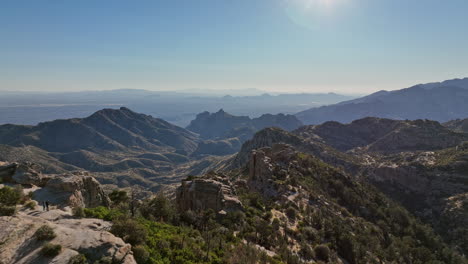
[34, 225, 56, 240]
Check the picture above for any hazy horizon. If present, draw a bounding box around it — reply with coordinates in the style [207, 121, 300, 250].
[2, 0, 468, 94]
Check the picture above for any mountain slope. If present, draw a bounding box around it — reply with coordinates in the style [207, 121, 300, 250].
[296, 78, 468, 124]
[444, 118, 468, 133]
[178, 144, 467, 263]
[0, 107, 198, 154]
[295, 117, 468, 153]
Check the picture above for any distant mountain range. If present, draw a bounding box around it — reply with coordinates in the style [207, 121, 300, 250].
[0, 89, 354, 127]
[296, 78, 468, 124]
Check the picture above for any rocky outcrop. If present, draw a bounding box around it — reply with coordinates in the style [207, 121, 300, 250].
[0, 162, 47, 186]
[176, 175, 243, 213]
[248, 144, 298, 198]
[43, 172, 111, 208]
[0, 209, 136, 264]
[0, 162, 110, 208]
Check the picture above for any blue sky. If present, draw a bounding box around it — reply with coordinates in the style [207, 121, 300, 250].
[1, 0, 468, 94]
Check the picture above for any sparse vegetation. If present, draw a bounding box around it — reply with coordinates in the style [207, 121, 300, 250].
[72, 206, 85, 218]
[109, 190, 129, 205]
[41, 243, 62, 257]
[0, 205, 16, 216]
[0, 186, 23, 206]
[23, 200, 36, 210]
[68, 254, 87, 264]
[34, 225, 56, 240]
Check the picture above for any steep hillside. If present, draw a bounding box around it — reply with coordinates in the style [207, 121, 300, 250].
[295, 117, 468, 153]
[176, 144, 467, 263]
[444, 118, 468, 133]
[215, 119, 468, 255]
[296, 78, 468, 124]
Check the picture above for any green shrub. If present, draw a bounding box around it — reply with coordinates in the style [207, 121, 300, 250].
[139, 194, 175, 222]
[132, 245, 149, 263]
[68, 254, 87, 264]
[0, 186, 23, 206]
[72, 207, 85, 218]
[0, 205, 16, 216]
[83, 206, 122, 221]
[41, 243, 62, 257]
[35, 225, 56, 240]
[110, 217, 147, 246]
[299, 243, 314, 260]
[109, 190, 129, 205]
[286, 207, 297, 220]
[24, 200, 36, 210]
[314, 245, 330, 262]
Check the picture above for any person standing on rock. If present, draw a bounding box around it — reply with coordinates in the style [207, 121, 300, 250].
[42, 201, 46, 211]
[45, 201, 50, 211]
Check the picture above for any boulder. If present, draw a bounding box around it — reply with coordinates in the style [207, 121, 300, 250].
[176, 176, 243, 213]
[39, 172, 111, 208]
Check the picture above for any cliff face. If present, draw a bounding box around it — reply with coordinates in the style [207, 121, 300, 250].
[176, 175, 243, 214]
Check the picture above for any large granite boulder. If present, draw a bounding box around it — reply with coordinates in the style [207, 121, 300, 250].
[176, 176, 243, 213]
[44, 172, 111, 208]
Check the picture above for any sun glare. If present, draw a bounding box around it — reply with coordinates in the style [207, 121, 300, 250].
[283, 0, 349, 29]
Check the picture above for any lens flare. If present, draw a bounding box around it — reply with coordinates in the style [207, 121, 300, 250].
[283, 0, 349, 30]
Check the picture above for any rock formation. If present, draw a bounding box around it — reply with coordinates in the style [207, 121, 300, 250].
[42, 172, 111, 208]
[0, 162, 110, 208]
[248, 144, 304, 202]
[176, 174, 243, 214]
[0, 162, 46, 186]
